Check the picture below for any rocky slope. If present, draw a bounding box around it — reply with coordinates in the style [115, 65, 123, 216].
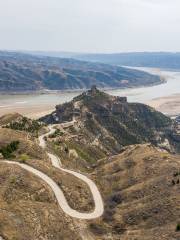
[41, 87, 180, 155]
[0, 90, 180, 239]
[39, 107, 180, 239]
[0, 51, 161, 92]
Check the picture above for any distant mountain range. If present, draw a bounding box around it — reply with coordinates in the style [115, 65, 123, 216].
[0, 51, 161, 92]
[22, 51, 180, 70]
[75, 52, 180, 70]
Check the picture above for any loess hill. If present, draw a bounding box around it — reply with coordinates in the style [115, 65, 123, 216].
[0, 89, 180, 239]
[0, 51, 162, 92]
[41, 87, 180, 155]
[40, 89, 180, 239]
[0, 114, 95, 239]
[89, 144, 180, 240]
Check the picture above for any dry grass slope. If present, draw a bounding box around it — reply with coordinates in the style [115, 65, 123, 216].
[89, 144, 180, 240]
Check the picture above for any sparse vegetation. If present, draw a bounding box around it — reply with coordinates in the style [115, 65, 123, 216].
[176, 223, 180, 232]
[5, 117, 43, 136]
[0, 89, 179, 240]
[0, 141, 19, 159]
[41, 87, 179, 155]
[89, 144, 180, 239]
[0, 164, 80, 240]
[173, 171, 180, 177]
[9, 175, 18, 184]
[89, 223, 107, 235]
[19, 154, 30, 163]
[172, 171, 180, 186]
[48, 129, 64, 138]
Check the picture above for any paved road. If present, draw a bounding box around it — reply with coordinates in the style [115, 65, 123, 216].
[40, 125, 104, 219]
[1, 124, 104, 219]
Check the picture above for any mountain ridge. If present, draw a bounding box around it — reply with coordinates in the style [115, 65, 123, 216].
[0, 51, 162, 92]
[40, 87, 180, 154]
[75, 52, 180, 70]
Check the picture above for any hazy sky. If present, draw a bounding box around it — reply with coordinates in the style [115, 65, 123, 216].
[0, 0, 180, 53]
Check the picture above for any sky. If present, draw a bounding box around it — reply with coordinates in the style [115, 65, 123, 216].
[0, 0, 180, 53]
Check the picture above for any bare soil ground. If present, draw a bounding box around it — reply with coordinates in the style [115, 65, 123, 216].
[148, 94, 180, 116]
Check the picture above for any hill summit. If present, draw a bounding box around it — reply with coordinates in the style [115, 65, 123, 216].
[40, 87, 179, 153]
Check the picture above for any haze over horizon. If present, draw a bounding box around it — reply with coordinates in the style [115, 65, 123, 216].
[0, 0, 180, 53]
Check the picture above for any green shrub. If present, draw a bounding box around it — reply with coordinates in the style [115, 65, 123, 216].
[9, 175, 18, 184]
[176, 223, 180, 232]
[0, 141, 19, 159]
[6, 117, 43, 136]
[19, 154, 29, 163]
[49, 129, 63, 138]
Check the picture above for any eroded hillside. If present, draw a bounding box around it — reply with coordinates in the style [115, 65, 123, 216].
[0, 118, 96, 239]
[41, 87, 180, 154]
[0, 89, 180, 240]
[88, 144, 180, 240]
[0, 51, 162, 91]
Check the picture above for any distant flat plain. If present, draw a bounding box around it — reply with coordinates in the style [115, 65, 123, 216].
[0, 68, 180, 118]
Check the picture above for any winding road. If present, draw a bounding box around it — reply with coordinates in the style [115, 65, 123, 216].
[1, 124, 104, 219]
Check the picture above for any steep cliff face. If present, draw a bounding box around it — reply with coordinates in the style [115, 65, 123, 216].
[41, 87, 179, 154]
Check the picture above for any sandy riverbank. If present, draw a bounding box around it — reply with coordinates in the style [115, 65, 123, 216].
[148, 94, 180, 116]
[0, 105, 55, 119]
[0, 93, 179, 119]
